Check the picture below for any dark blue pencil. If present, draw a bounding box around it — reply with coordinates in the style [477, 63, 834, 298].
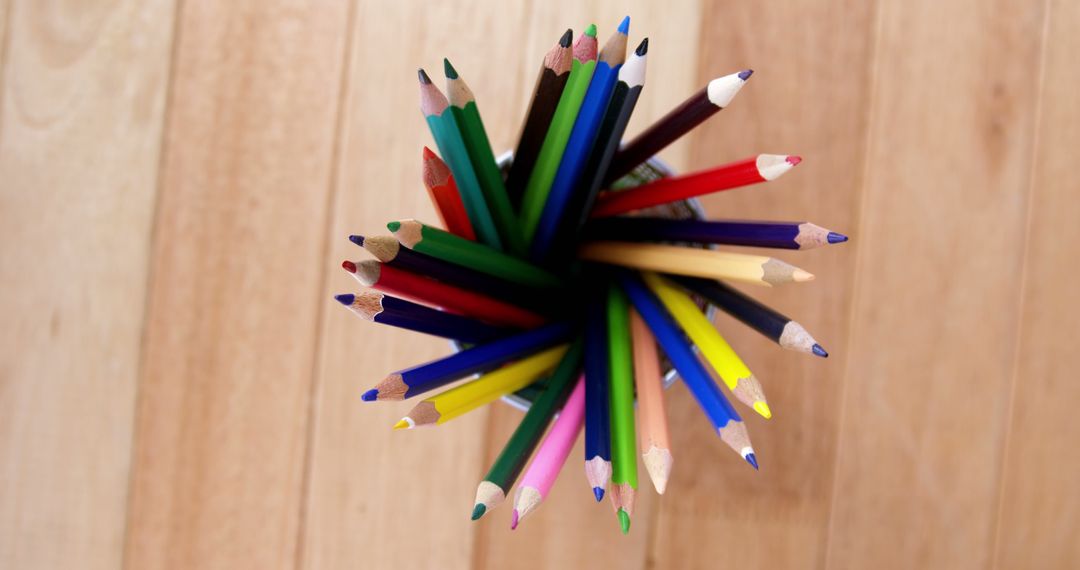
[583, 217, 849, 250]
[583, 280, 613, 500]
[360, 321, 573, 401]
[668, 275, 829, 357]
[334, 291, 510, 344]
[617, 271, 758, 469]
[529, 17, 629, 262]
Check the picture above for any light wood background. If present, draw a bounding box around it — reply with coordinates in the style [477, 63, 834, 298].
[1, 0, 1077, 568]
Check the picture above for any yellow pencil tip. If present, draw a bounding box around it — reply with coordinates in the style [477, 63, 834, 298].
[393, 418, 411, 430]
[793, 269, 815, 282]
[754, 401, 772, 419]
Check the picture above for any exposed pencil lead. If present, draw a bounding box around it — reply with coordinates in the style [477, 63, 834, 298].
[593, 487, 605, 502]
[827, 232, 849, 244]
[341, 260, 357, 273]
[786, 155, 802, 166]
[360, 389, 378, 402]
[417, 68, 431, 85]
[387, 221, 402, 232]
[618, 509, 631, 534]
[635, 38, 649, 56]
[753, 401, 773, 419]
[392, 418, 410, 430]
[559, 29, 573, 47]
[510, 510, 520, 530]
[443, 58, 458, 79]
[422, 146, 436, 160]
[470, 503, 486, 521]
[348, 235, 364, 246]
[812, 344, 829, 358]
[745, 452, 759, 470]
[584, 24, 597, 37]
[334, 294, 354, 306]
[617, 16, 630, 34]
[738, 69, 754, 81]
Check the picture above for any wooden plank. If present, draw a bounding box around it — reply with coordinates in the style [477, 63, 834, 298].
[646, 1, 876, 568]
[992, 0, 1080, 567]
[824, 0, 1047, 568]
[0, 0, 175, 568]
[122, 2, 350, 568]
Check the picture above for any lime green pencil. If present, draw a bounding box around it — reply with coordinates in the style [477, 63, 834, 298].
[519, 24, 598, 241]
[607, 282, 637, 534]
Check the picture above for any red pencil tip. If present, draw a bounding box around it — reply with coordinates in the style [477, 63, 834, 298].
[342, 260, 357, 273]
[786, 155, 802, 166]
[422, 146, 435, 159]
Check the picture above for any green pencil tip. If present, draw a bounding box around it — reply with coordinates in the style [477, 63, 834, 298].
[618, 509, 631, 534]
[471, 503, 486, 521]
[443, 58, 458, 79]
[386, 221, 401, 232]
[584, 24, 597, 38]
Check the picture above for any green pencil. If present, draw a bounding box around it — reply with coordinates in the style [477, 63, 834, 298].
[519, 24, 599, 242]
[471, 337, 585, 520]
[443, 59, 527, 257]
[418, 68, 504, 250]
[388, 219, 562, 289]
[607, 283, 637, 534]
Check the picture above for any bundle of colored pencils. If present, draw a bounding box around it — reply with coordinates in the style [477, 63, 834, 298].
[334, 16, 849, 535]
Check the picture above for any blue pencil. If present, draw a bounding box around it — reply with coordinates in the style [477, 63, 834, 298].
[360, 321, 573, 401]
[583, 280, 613, 500]
[583, 217, 849, 250]
[529, 16, 629, 262]
[334, 291, 511, 344]
[617, 271, 759, 469]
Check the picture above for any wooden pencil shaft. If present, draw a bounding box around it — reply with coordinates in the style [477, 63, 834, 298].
[578, 241, 801, 287]
[606, 284, 638, 489]
[584, 217, 814, 249]
[583, 283, 612, 463]
[604, 87, 714, 184]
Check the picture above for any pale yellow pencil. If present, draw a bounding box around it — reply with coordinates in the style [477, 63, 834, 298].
[642, 272, 772, 419]
[394, 345, 568, 429]
[578, 241, 814, 287]
[629, 308, 672, 494]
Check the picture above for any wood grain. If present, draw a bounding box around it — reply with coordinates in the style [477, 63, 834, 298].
[0, 0, 175, 568]
[992, 0, 1080, 567]
[824, 0, 1048, 568]
[122, 1, 350, 568]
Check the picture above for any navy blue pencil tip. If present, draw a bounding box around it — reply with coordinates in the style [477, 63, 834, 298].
[745, 453, 759, 470]
[349, 234, 364, 246]
[334, 294, 355, 306]
[617, 16, 630, 34]
[738, 69, 754, 81]
[812, 344, 829, 358]
[635, 37, 649, 56]
[593, 487, 605, 502]
[827, 232, 849, 244]
[360, 389, 378, 402]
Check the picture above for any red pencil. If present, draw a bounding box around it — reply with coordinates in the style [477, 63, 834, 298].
[590, 154, 801, 218]
[343, 260, 545, 329]
[422, 147, 476, 240]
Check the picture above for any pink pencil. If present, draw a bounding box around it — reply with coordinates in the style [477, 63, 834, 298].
[510, 376, 585, 529]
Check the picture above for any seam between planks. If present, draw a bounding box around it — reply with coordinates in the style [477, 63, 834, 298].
[292, 0, 361, 568]
[0, 0, 15, 135]
[987, 0, 1053, 567]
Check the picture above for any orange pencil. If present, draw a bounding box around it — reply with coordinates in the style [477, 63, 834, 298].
[630, 308, 672, 494]
[422, 147, 476, 240]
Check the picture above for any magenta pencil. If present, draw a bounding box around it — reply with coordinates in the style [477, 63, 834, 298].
[510, 376, 586, 529]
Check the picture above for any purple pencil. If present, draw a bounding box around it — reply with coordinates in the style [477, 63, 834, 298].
[333, 290, 510, 344]
[583, 217, 848, 250]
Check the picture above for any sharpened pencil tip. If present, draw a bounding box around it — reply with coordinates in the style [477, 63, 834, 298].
[618, 509, 631, 534]
[559, 29, 573, 47]
[786, 155, 802, 166]
[745, 452, 759, 470]
[792, 268, 815, 282]
[753, 401, 773, 419]
[392, 418, 410, 430]
[812, 344, 829, 358]
[635, 37, 649, 56]
[417, 68, 431, 85]
[617, 16, 630, 34]
[334, 294, 354, 306]
[443, 58, 458, 79]
[386, 221, 402, 232]
[341, 260, 356, 273]
[348, 234, 364, 246]
[510, 510, 519, 530]
[593, 487, 605, 502]
[584, 24, 597, 37]
[422, 146, 436, 160]
[360, 389, 378, 402]
[827, 232, 849, 244]
[738, 69, 754, 81]
[471, 504, 486, 521]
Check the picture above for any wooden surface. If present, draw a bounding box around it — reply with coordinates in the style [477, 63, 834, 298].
[1, 1, 1077, 569]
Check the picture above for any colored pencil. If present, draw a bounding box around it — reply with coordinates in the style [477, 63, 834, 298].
[360, 321, 573, 401]
[630, 308, 671, 494]
[352, 235, 550, 313]
[529, 17, 629, 262]
[606, 283, 637, 534]
[472, 337, 585, 520]
[583, 281, 612, 501]
[669, 275, 829, 357]
[604, 69, 752, 185]
[388, 219, 562, 289]
[583, 217, 849, 250]
[395, 345, 569, 429]
[519, 24, 599, 241]
[344, 260, 545, 329]
[422, 147, 476, 240]
[578, 242, 815, 287]
[419, 68, 502, 249]
[642, 272, 771, 418]
[511, 376, 584, 529]
[617, 271, 758, 468]
[333, 291, 509, 344]
[591, 154, 802, 218]
[444, 59, 527, 256]
[545, 37, 649, 262]
[506, 29, 574, 209]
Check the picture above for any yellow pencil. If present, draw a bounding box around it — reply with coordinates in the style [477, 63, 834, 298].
[578, 241, 814, 287]
[394, 345, 568, 429]
[642, 273, 772, 419]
